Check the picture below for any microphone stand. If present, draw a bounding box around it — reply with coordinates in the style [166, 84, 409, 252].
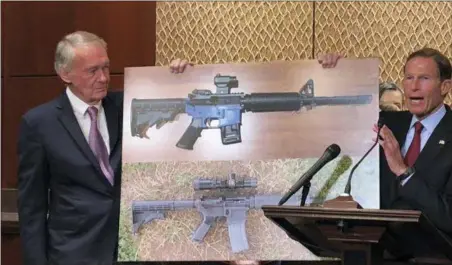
[300, 181, 311, 206]
[278, 143, 341, 206]
[343, 124, 383, 195]
[323, 120, 384, 209]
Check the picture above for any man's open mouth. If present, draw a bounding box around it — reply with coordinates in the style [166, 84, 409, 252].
[410, 97, 424, 104]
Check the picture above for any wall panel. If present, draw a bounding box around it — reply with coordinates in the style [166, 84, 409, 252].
[155, 2, 314, 65]
[2, 2, 76, 76]
[2, 1, 156, 77]
[314, 1, 452, 103]
[1, 234, 21, 265]
[73, 2, 157, 73]
[155, 1, 452, 103]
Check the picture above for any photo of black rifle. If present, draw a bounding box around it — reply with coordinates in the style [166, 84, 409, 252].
[130, 74, 373, 150]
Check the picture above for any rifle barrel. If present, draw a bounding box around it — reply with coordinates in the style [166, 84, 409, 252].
[241, 93, 372, 112]
[303, 95, 373, 106]
[242, 92, 301, 112]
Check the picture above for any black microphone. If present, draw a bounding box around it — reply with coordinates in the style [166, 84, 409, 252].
[278, 144, 341, 206]
[343, 117, 384, 194]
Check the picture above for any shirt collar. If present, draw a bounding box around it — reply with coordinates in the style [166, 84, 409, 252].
[66, 87, 103, 116]
[409, 104, 446, 134]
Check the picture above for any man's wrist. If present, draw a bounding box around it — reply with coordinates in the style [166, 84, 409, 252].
[397, 166, 415, 181]
[395, 165, 408, 177]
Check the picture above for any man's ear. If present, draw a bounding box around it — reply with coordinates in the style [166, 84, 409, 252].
[440, 79, 452, 97]
[58, 69, 72, 84]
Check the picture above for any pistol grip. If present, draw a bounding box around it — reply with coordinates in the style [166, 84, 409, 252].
[192, 216, 214, 242]
[176, 121, 203, 150]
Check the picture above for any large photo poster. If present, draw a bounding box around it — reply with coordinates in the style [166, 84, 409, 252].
[118, 58, 380, 262]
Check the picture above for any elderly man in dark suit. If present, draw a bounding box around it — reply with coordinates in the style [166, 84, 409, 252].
[17, 31, 123, 265]
[17, 30, 146, 265]
[376, 47, 452, 258]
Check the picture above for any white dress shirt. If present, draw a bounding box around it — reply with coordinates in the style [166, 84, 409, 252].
[66, 88, 110, 155]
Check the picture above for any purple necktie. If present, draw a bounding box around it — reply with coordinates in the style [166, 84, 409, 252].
[87, 106, 114, 185]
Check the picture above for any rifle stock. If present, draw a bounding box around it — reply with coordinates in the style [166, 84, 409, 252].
[130, 98, 186, 138]
[132, 211, 165, 235]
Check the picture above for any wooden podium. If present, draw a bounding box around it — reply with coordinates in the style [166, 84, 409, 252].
[262, 194, 452, 265]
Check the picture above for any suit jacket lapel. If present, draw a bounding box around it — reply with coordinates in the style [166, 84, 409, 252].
[414, 108, 452, 172]
[384, 111, 412, 202]
[56, 92, 115, 189]
[392, 111, 412, 148]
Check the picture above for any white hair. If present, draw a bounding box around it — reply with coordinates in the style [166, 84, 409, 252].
[54, 30, 107, 74]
